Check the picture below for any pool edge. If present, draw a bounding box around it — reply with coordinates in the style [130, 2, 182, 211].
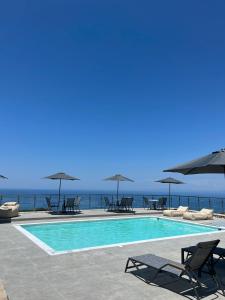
[13, 216, 224, 256]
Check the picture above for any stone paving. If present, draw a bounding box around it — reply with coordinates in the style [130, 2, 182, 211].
[1, 211, 225, 300]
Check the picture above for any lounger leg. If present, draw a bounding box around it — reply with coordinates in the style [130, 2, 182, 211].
[125, 259, 143, 272]
[125, 259, 131, 272]
[191, 281, 200, 300]
[185, 271, 201, 300]
[213, 274, 225, 296]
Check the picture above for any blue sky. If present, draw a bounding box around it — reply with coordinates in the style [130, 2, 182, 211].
[0, 0, 225, 193]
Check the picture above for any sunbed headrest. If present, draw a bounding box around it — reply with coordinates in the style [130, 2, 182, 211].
[2, 202, 18, 207]
[200, 208, 213, 215]
[177, 206, 188, 212]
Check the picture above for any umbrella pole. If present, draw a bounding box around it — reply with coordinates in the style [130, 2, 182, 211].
[169, 183, 171, 209]
[117, 180, 120, 201]
[58, 179, 62, 210]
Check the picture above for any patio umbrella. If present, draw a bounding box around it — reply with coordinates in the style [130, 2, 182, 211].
[104, 174, 134, 201]
[44, 172, 80, 205]
[164, 149, 225, 175]
[155, 177, 184, 208]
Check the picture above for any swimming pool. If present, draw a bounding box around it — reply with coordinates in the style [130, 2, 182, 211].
[16, 217, 221, 255]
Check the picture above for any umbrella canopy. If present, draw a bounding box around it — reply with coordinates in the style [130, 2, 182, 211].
[44, 172, 80, 205]
[155, 177, 184, 184]
[104, 174, 134, 200]
[164, 149, 225, 175]
[45, 172, 79, 180]
[155, 177, 184, 208]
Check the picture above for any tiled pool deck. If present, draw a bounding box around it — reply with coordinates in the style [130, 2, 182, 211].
[9, 208, 157, 221]
[1, 209, 225, 300]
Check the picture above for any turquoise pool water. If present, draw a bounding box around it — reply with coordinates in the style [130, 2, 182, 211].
[21, 217, 219, 253]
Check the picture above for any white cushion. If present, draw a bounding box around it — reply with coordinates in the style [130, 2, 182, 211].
[177, 206, 188, 212]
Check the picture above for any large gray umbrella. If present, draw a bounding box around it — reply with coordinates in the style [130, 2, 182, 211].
[155, 177, 184, 208]
[164, 149, 225, 175]
[44, 172, 80, 205]
[104, 174, 134, 201]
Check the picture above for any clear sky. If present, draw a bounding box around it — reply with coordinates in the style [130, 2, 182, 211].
[0, 0, 225, 193]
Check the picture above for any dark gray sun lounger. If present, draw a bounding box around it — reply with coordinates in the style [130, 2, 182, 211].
[125, 240, 224, 300]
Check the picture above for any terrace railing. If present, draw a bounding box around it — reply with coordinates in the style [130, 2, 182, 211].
[0, 193, 225, 213]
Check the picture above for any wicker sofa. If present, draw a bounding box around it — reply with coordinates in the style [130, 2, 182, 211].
[0, 202, 20, 218]
[163, 206, 189, 217]
[183, 208, 213, 221]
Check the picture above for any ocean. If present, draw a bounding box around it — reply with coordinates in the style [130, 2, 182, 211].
[0, 189, 225, 213]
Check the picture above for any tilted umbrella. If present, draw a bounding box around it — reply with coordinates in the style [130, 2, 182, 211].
[155, 177, 184, 208]
[164, 149, 225, 175]
[104, 174, 134, 201]
[44, 172, 80, 206]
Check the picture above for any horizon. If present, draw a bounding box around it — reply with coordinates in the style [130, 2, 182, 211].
[1, 0, 225, 192]
[1, 187, 225, 198]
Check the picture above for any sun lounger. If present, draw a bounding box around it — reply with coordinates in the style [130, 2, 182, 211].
[125, 239, 224, 300]
[183, 208, 213, 220]
[163, 206, 188, 217]
[0, 202, 19, 218]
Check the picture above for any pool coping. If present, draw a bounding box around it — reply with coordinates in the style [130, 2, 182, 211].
[13, 216, 225, 256]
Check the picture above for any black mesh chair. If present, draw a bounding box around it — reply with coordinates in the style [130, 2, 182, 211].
[74, 197, 81, 212]
[118, 197, 133, 211]
[143, 197, 152, 210]
[126, 197, 134, 211]
[157, 197, 167, 209]
[125, 240, 224, 300]
[45, 197, 58, 212]
[65, 198, 75, 212]
[104, 197, 114, 211]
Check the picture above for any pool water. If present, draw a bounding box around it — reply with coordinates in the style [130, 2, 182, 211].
[20, 217, 220, 254]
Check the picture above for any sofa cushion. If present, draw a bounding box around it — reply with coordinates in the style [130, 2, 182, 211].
[200, 208, 213, 217]
[3, 202, 17, 206]
[0, 207, 11, 211]
[177, 206, 188, 212]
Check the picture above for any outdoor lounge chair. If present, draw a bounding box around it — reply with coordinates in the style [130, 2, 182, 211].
[157, 197, 167, 209]
[183, 208, 213, 221]
[65, 197, 81, 212]
[143, 197, 152, 210]
[65, 198, 75, 212]
[0, 202, 20, 218]
[74, 197, 81, 212]
[46, 197, 58, 212]
[125, 239, 224, 300]
[126, 197, 134, 211]
[104, 197, 115, 211]
[163, 206, 188, 217]
[118, 197, 134, 211]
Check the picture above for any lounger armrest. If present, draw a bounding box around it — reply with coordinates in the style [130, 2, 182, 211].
[159, 262, 185, 272]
